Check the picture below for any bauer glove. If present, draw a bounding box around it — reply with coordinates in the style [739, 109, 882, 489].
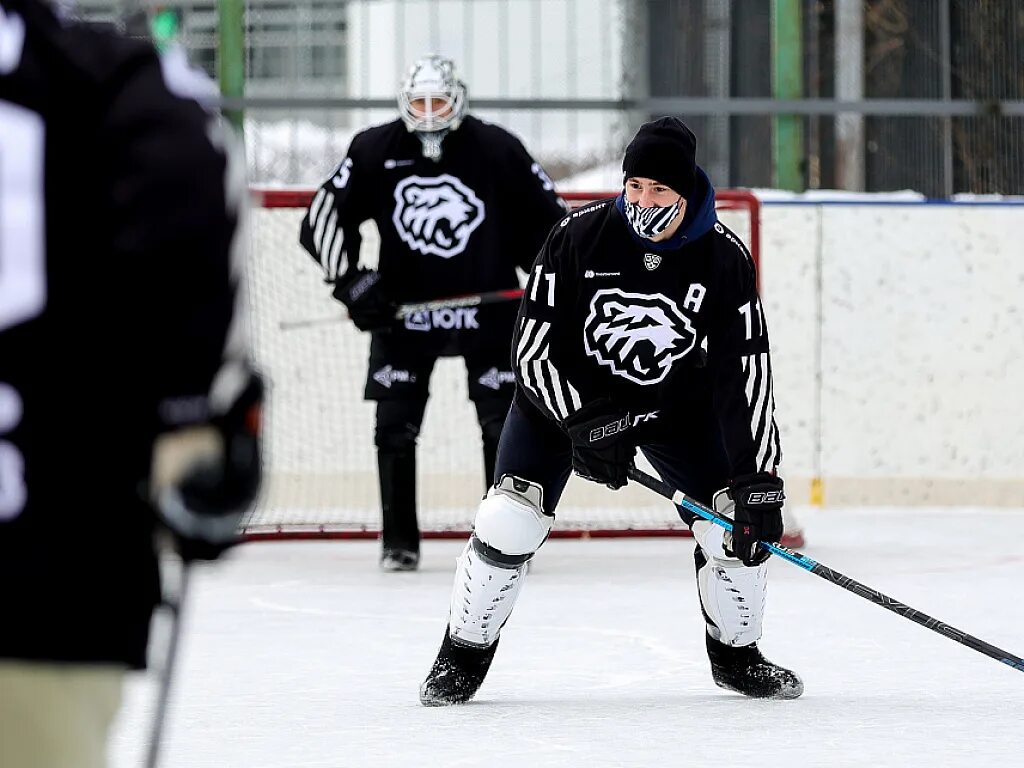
[562, 399, 637, 490]
[716, 472, 785, 566]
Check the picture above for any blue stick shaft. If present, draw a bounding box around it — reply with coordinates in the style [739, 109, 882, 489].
[626, 466, 1024, 674]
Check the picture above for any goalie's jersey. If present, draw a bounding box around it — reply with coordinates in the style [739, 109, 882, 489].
[0, 0, 244, 668]
[513, 169, 782, 478]
[299, 115, 567, 353]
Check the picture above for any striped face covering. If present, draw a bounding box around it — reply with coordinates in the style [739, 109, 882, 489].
[623, 196, 683, 239]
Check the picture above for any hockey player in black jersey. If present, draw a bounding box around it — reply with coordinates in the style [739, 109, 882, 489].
[0, 1, 263, 764]
[421, 117, 802, 705]
[299, 54, 566, 571]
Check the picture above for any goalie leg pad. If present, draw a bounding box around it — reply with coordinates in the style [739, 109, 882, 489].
[695, 545, 768, 648]
[448, 475, 551, 647]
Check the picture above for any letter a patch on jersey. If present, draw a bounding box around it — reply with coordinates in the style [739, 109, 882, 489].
[583, 289, 697, 385]
[392, 174, 485, 258]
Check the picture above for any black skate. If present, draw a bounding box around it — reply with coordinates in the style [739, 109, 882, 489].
[706, 633, 804, 699]
[380, 547, 419, 572]
[419, 631, 499, 706]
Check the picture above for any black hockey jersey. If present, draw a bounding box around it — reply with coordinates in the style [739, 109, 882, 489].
[299, 115, 567, 353]
[514, 169, 781, 478]
[0, 0, 244, 668]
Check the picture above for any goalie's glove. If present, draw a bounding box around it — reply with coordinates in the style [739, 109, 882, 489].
[715, 472, 785, 566]
[332, 268, 397, 332]
[151, 367, 264, 562]
[562, 399, 637, 490]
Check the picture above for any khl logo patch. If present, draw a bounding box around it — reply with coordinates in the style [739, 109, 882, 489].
[392, 174, 485, 258]
[643, 253, 662, 271]
[583, 289, 696, 385]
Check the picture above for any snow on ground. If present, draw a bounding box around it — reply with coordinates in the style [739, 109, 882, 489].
[111, 506, 1024, 768]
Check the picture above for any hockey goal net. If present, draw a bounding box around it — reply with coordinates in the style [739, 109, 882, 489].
[244, 188, 802, 544]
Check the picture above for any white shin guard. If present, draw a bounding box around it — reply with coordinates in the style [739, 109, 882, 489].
[448, 475, 552, 648]
[692, 490, 767, 647]
[695, 549, 767, 647]
[448, 541, 527, 648]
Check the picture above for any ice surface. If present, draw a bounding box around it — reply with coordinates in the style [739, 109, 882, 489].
[111, 506, 1024, 768]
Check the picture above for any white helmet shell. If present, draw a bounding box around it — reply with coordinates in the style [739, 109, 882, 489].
[398, 54, 468, 139]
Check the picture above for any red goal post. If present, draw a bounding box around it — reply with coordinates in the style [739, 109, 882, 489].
[242, 186, 801, 545]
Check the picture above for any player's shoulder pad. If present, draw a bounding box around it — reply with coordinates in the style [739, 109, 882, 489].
[554, 197, 616, 235]
[463, 114, 512, 139]
[710, 219, 756, 272]
[43, 12, 157, 91]
[462, 115, 532, 154]
[349, 118, 406, 152]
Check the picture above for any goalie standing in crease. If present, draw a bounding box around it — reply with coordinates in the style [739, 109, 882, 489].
[420, 117, 803, 704]
[298, 54, 566, 572]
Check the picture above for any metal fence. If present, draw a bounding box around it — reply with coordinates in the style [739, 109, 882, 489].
[75, 0, 1023, 195]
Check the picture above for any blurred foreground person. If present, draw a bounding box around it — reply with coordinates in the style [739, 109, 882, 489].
[0, 2, 263, 766]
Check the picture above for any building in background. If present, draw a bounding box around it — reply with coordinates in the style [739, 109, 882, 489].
[73, 0, 1022, 196]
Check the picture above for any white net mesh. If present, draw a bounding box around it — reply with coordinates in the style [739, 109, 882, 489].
[243, 189, 787, 539]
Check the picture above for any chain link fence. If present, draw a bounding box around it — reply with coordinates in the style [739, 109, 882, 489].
[75, 0, 1022, 195]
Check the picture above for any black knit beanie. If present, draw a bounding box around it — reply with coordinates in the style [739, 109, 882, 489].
[622, 117, 697, 198]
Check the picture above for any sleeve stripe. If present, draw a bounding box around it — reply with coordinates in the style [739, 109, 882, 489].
[545, 361, 570, 419]
[308, 188, 327, 228]
[567, 378, 582, 411]
[312, 191, 335, 251]
[529, 361, 560, 418]
[742, 353, 780, 471]
[515, 273, 582, 421]
[317, 208, 338, 262]
[519, 320, 550, 364]
[327, 230, 345, 280]
[743, 354, 756, 405]
[751, 354, 771, 446]
[515, 318, 580, 421]
[516, 319, 545, 413]
[516, 318, 537, 360]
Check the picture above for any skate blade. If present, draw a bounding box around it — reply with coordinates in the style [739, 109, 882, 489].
[713, 677, 804, 700]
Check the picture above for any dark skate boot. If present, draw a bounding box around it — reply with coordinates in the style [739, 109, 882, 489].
[380, 547, 419, 572]
[706, 633, 803, 699]
[419, 630, 499, 706]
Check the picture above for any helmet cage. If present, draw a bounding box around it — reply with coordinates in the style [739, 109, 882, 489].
[398, 55, 468, 135]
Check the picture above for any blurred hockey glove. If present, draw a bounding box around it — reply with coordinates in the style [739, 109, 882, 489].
[150, 367, 264, 562]
[332, 268, 397, 332]
[715, 472, 785, 566]
[562, 399, 637, 490]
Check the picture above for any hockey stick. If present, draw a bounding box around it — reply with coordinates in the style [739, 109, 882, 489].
[278, 288, 526, 331]
[145, 555, 191, 768]
[626, 465, 1024, 674]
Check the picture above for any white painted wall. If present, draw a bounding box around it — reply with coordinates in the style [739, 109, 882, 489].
[762, 201, 1024, 504]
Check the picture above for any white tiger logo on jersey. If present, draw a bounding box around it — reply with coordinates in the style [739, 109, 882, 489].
[583, 289, 697, 385]
[392, 175, 485, 258]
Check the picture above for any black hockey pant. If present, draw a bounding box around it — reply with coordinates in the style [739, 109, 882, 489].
[374, 395, 510, 552]
[494, 399, 731, 583]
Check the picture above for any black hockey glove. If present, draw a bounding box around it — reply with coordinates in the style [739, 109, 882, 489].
[562, 399, 637, 490]
[152, 370, 264, 562]
[332, 268, 397, 332]
[720, 472, 785, 566]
